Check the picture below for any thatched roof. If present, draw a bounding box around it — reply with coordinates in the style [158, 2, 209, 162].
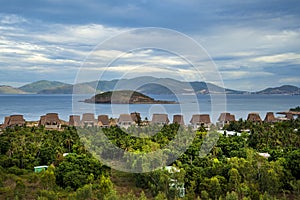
[264, 112, 277, 123]
[190, 114, 211, 124]
[39, 113, 60, 125]
[82, 113, 95, 122]
[3, 115, 25, 127]
[151, 114, 169, 124]
[45, 113, 60, 123]
[39, 115, 46, 126]
[118, 114, 134, 123]
[98, 115, 109, 126]
[276, 111, 295, 120]
[4, 116, 10, 126]
[218, 113, 235, 122]
[247, 113, 262, 122]
[69, 115, 81, 126]
[173, 115, 185, 125]
[130, 112, 141, 122]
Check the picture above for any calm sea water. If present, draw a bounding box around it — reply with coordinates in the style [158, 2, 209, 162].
[0, 94, 299, 124]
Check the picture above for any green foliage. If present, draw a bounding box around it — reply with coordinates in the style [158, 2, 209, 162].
[55, 154, 105, 190]
[290, 106, 300, 111]
[0, 120, 300, 199]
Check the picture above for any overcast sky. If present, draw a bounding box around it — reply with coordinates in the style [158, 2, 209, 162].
[0, 0, 299, 91]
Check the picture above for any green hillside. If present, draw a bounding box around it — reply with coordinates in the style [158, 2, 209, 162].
[19, 80, 70, 93]
[0, 85, 27, 94]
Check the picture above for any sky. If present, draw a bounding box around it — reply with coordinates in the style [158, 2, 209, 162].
[0, 0, 300, 91]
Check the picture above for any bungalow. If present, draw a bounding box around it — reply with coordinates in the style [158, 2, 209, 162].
[151, 114, 169, 125]
[81, 113, 96, 127]
[247, 113, 262, 123]
[117, 114, 135, 129]
[39, 113, 61, 129]
[217, 112, 235, 127]
[173, 114, 185, 126]
[264, 112, 278, 123]
[3, 115, 25, 128]
[190, 114, 211, 130]
[69, 115, 81, 127]
[276, 111, 295, 121]
[130, 112, 141, 124]
[98, 115, 110, 128]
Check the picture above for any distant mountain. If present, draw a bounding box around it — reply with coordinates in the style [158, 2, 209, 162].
[2, 77, 299, 95]
[19, 80, 71, 93]
[0, 85, 27, 94]
[256, 85, 300, 95]
[35, 76, 248, 95]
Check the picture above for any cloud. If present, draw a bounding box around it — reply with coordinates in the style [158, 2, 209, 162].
[0, 14, 27, 24]
[0, 0, 299, 90]
[251, 53, 300, 64]
[279, 77, 300, 84]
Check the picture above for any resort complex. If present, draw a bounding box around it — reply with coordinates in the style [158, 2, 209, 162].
[1, 111, 299, 130]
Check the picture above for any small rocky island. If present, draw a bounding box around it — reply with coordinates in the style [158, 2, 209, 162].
[84, 90, 178, 104]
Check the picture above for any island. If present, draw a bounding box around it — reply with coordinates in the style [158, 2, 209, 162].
[83, 90, 178, 104]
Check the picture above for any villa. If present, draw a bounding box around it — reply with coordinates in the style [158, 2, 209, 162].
[39, 113, 61, 129]
[190, 114, 211, 130]
[151, 114, 170, 125]
[117, 114, 135, 129]
[247, 113, 262, 123]
[69, 115, 81, 127]
[173, 114, 185, 126]
[98, 115, 110, 127]
[81, 113, 96, 127]
[3, 115, 25, 128]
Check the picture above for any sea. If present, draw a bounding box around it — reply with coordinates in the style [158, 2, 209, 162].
[0, 94, 299, 124]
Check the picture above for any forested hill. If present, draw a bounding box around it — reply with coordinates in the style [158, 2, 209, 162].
[256, 85, 300, 95]
[0, 120, 299, 199]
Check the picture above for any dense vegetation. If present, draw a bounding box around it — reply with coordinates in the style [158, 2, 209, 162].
[290, 106, 300, 112]
[0, 119, 299, 199]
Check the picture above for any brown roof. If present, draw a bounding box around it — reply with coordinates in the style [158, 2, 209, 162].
[3, 115, 25, 128]
[130, 112, 141, 122]
[45, 113, 60, 123]
[69, 115, 81, 126]
[151, 114, 169, 124]
[190, 114, 211, 124]
[264, 112, 277, 122]
[247, 113, 262, 122]
[39, 115, 46, 126]
[4, 116, 10, 126]
[173, 115, 184, 125]
[218, 113, 235, 122]
[82, 113, 95, 122]
[39, 113, 61, 125]
[98, 115, 110, 126]
[276, 111, 296, 120]
[118, 114, 134, 123]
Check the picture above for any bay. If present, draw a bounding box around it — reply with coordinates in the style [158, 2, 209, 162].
[0, 94, 299, 124]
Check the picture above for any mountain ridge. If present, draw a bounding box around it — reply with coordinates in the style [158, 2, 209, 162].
[0, 77, 299, 95]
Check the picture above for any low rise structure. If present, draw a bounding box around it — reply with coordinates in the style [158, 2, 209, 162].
[3, 115, 25, 128]
[39, 113, 61, 129]
[151, 114, 169, 125]
[69, 115, 81, 126]
[247, 113, 262, 123]
[81, 113, 96, 127]
[190, 114, 211, 130]
[118, 114, 135, 129]
[264, 112, 278, 123]
[173, 114, 185, 126]
[98, 115, 110, 127]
